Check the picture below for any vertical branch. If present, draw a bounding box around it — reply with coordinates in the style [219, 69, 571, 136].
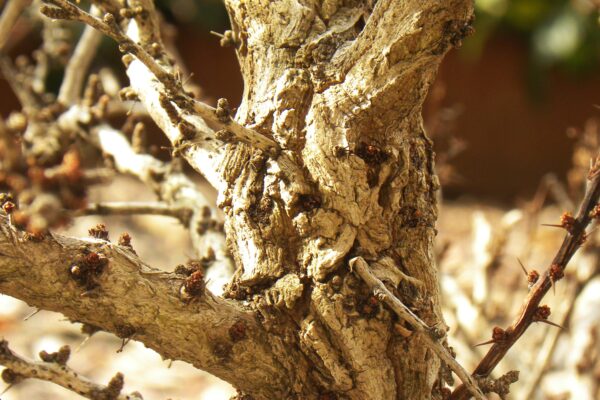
[58, 5, 103, 105]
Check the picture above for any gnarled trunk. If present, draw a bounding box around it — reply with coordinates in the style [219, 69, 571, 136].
[0, 1, 474, 399]
[218, 1, 474, 398]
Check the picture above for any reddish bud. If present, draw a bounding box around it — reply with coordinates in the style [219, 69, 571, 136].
[180, 270, 205, 301]
[2, 201, 16, 214]
[590, 204, 600, 219]
[528, 270, 540, 286]
[88, 224, 109, 240]
[549, 264, 564, 283]
[491, 326, 508, 342]
[229, 320, 248, 342]
[118, 232, 132, 248]
[534, 305, 551, 321]
[560, 212, 576, 233]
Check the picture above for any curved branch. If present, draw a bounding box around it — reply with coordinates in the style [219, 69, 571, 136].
[0, 216, 292, 398]
[40, 0, 280, 191]
[0, 341, 141, 400]
[336, 0, 473, 85]
[321, 0, 474, 125]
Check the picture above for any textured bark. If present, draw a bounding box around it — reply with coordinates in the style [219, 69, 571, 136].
[0, 216, 300, 399]
[0, 1, 475, 399]
[214, 1, 474, 398]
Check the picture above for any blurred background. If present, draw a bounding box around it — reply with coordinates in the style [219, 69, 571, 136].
[1, 0, 600, 399]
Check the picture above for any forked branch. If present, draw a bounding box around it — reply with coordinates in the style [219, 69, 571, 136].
[92, 125, 234, 289]
[40, 0, 280, 190]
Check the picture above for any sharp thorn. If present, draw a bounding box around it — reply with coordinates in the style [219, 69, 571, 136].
[541, 224, 563, 229]
[538, 319, 563, 329]
[474, 339, 495, 347]
[1, 384, 14, 396]
[75, 335, 91, 353]
[516, 257, 528, 276]
[23, 308, 41, 321]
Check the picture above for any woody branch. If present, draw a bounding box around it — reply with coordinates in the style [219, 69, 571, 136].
[0, 340, 140, 400]
[90, 125, 234, 290]
[40, 0, 279, 189]
[350, 257, 486, 400]
[0, 215, 294, 398]
[449, 157, 600, 400]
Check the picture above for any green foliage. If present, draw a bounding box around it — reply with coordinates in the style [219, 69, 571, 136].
[471, 0, 600, 72]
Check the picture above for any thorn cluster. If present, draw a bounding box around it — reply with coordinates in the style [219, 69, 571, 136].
[560, 211, 576, 233]
[517, 258, 540, 289]
[476, 370, 519, 400]
[177, 260, 207, 302]
[533, 305, 551, 321]
[542, 211, 576, 233]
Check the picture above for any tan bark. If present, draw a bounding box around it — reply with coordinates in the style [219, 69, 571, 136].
[215, 1, 474, 398]
[0, 0, 475, 399]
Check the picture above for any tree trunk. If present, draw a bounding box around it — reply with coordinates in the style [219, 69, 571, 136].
[0, 1, 475, 399]
[218, 1, 474, 398]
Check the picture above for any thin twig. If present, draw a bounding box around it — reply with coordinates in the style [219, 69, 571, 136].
[350, 257, 487, 400]
[520, 244, 600, 400]
[518, 284, 573, 399]
[449, 157, 600, 400]
[192, 100, 280, 154]
[77, 201, 192, 224]
[0, 340, 141, 400]
[41, 0, 174, 87]
[58, 5, 102, 105]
